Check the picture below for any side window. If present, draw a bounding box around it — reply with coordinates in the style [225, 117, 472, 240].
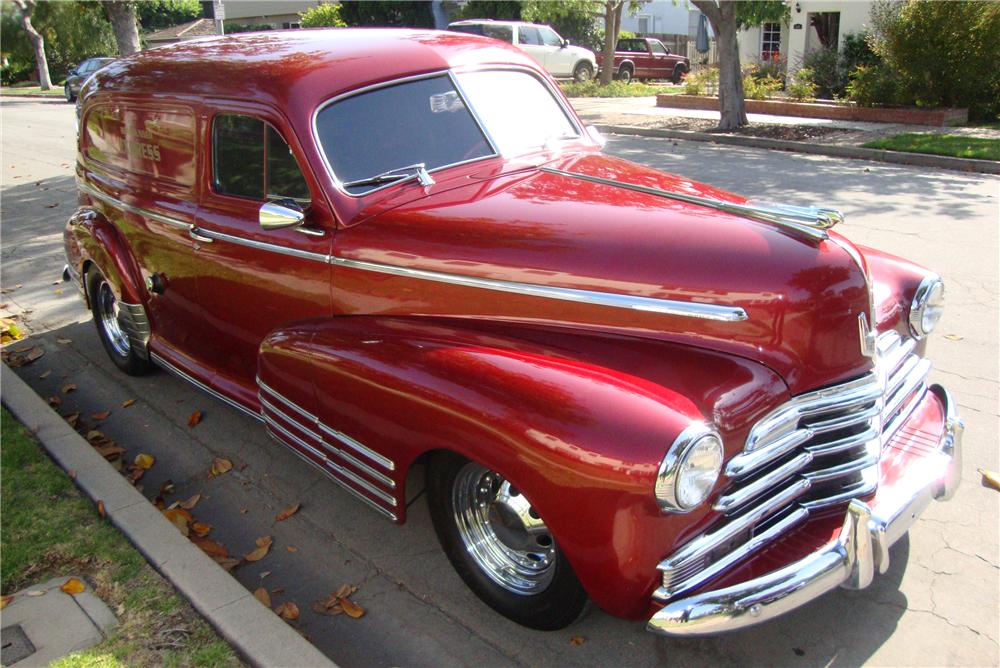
[213, 114, 310, 203]
[483, 25, 513, 43]
[650, 41, 668, 55]
[517, 26, 542, 46]
[450, 24, 484, 35]
[539, 28, 562, 47]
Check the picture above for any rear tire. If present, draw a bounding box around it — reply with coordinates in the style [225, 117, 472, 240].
[427, 452, 588, 630]
[86, 269, 152, 376]
[617, 65, 633, 84]
[64, 84, 75, 102]
[572, 61, 594, 83]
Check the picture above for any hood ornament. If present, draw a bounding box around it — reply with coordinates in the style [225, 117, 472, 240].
[541, 168, 844, 242]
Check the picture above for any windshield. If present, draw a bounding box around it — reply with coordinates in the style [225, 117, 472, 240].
[314, 69, 579, 196]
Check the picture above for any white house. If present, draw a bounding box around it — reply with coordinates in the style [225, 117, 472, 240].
[738, 0, 874, 74]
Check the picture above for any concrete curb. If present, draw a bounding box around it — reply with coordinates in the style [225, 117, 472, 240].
[596, 124, 1000, 175]
[1, 364, 336, 668]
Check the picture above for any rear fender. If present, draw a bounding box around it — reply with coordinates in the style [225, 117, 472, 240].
[258, 316, 787, 618]
[65, 206, 145, 307]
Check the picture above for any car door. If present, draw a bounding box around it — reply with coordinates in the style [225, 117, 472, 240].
[537, 26, 571, 76]
[192, 109, 334, 400]
[647, 40, 673, 78]
[516, 26, 552, 73]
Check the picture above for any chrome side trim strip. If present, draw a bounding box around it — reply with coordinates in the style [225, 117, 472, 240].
[193, 227, 330, 263]
[150, 352, 263, 422]
[78, 181, 191, 230]
[260, 396, 396, 489]
[264, 423, 397, 521]
[328, 256, 749, 321]
[264, 415, 397, 508]
[540, 168, 836, 241]
[256, 377, 396, 472]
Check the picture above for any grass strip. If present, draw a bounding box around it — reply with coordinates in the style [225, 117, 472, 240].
[1, 408, 239, 667]
[559, 80, 673, 98]
[862, 133, 1000, 161]
[1, 86, 66, 97]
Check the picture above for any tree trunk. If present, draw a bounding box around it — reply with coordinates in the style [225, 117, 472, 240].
[692, 0, 748, 130]
[599, 1, 618, 85]
[13, 0, 51, 90]
[105, 1, 141, 56]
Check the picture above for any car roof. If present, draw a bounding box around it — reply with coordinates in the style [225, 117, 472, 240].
[449, 19, 547, 28]
[87, 29, 542, 111]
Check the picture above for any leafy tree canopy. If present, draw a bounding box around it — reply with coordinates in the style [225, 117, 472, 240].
[337, 1, 434, 28]
[299, 3, 346, 28]
[734, 0, 788, 29]
[136, 0, 203, 32]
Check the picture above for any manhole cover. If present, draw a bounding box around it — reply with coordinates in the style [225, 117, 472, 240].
[1, 624, 37, 665]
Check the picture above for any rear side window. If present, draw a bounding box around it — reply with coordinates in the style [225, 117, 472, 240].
[483, 25, 513, 42]
[212, 114, 310, 203]
[449, 23, 483, 35]
[517, 26, 542, 45]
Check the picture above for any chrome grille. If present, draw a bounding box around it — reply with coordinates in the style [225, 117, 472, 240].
[654, 331, 931, 601]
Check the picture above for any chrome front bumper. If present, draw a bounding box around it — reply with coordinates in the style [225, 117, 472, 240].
[647, 384, 963, 637]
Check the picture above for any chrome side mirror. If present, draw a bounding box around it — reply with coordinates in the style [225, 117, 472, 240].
[586, 125, 607, 148]
[259, 201, 305, 230]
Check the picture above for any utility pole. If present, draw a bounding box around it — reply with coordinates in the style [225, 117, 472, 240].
[213, 0, 225, 35]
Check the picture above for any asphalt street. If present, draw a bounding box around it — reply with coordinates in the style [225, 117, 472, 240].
[2, 97, 998, 667]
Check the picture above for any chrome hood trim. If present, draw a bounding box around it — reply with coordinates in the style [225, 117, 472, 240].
[541, 167, 843, 242]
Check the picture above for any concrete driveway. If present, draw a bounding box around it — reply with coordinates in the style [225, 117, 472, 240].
[2, 97, 997, 667]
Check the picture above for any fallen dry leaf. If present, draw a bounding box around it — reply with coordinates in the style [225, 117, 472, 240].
[191, 522, 212, 538]
[569, 636, 586, 646]
[210, 457, 232, 476]
[64, 412, 80, 428]
[178, 493, 201, 510]
[979, 468, 1000, 492]
[240, 507, 248, 514]
[271, 587, 285, 595]
[47, 395, 61, 407]
[256, 535, 274, 548]
[122, 398, 136, 408]
[943, 334, 963, 341]
[212, 556, 241, 571]
[339, 597, 365, 619]
[275, 502, 301, 522]
[275, 601, 300, 621]
[245, 535, 273, 562]
[94, 443, 125, 460]
[97, 500, 105, 518]
[286, 545, 298, 553]
[159, 480, 175, 495]
[254, 587, 271, 607]
[61, 383, 76, 394]
[259, 571, 271, 580]
[26, 590, 45, 597]
[311, 601, 343, 617]
[60, 578, 86, 595]
[39, 369, 51, 379]
[187, 410, 202, 427]
[335, 584, 357, 599]
[68, 469, 77, 479]
[134, 453, 155, 470]
[153, 496, 167, 510]
[0, 595, 11, 610]
[163, 509, 190, 536]
[56, 338, 72, 344]
[193, 538, 228, 558]
[90, 411, 110, 421]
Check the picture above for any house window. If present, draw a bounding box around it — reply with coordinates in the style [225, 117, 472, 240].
[282, 22, 301, 29]
[637, 17, 649, 34]
[761, 22, 781, 60]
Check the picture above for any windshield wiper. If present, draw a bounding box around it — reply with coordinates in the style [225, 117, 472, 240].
[343, 163, 435, 190]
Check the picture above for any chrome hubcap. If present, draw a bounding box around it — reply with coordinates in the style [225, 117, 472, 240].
[97, 281, 130, 357]
[453, 463, 556, 595]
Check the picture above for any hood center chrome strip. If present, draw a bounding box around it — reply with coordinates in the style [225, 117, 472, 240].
[540, 167, 842, 242]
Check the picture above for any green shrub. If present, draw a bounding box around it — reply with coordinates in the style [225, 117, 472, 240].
[846, 63, 903, 107]
[682, 67, 718, 96]
[559, 80, 661, 98]
[225, 23, 274, 33]
[787, 67, 818, 102]
[299, 3, 346, 28]
[742, 71, 782, 100]
[867, 0, 1000, 121]
[802, 46, 844, 99]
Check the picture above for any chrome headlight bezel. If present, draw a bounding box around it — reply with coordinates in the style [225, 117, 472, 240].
[909, 275, 945, 339]
[655, 423, 724, 513]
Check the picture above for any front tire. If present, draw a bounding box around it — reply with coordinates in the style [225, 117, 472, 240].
[427, 452, 588, 630]
[671, 65, 687, 85]
[86, 269, 152, 376]
[64, 84, 76, 102]
[572, 61, 594, 83]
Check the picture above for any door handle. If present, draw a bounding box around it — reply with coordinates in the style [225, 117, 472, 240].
[188, 226, 213, 243]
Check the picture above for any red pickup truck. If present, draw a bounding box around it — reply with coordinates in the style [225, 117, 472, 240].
[596, 37, 690, 83]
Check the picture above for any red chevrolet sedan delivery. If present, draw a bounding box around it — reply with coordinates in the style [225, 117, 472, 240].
[63, 29, 962, 635]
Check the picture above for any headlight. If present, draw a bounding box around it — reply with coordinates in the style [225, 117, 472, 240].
[655, 424, 724, 513]
[909, 275, 945, 339]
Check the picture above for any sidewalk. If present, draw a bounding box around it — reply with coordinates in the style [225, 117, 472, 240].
[569, 96, 1000, 174]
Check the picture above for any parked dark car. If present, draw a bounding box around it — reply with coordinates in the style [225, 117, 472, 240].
[596, 37, 689, 83]
[64, 57, 115, 102]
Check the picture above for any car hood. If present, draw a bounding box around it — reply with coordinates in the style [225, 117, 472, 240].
[333, 152, 874, 394]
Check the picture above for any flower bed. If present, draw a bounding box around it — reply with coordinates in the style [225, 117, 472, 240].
[656, 94, 968, 127]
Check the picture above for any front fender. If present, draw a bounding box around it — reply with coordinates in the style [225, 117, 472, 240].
[65, 206, 145, 306]
[259, 316, 787, 619]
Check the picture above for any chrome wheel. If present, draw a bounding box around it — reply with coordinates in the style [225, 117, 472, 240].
[452, 463, 556, 595]
[96, 280, 130, 357]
